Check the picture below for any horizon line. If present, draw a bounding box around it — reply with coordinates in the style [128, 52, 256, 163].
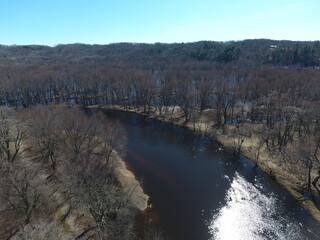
[1, 38, 320, 48]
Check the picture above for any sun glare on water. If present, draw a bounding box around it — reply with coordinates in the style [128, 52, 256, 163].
[209, 172, 304, 240]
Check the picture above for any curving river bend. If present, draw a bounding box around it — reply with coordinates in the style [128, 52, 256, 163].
[107, 110, 320, 240]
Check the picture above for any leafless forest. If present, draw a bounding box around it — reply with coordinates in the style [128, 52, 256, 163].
[0, 40, 320, 238]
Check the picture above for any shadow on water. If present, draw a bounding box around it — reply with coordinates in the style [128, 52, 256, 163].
[105, 109, 320, 240]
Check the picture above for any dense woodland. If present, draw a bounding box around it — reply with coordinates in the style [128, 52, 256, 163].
[0, 39, 320, 239]
[0, 106, 166, 239]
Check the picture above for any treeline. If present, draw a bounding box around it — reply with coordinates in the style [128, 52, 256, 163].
[1, 39, 320, 67]
[0, 63, 319, 117]
[0, 59, 319, 195]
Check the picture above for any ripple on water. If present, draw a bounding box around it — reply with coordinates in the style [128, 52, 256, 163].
[209, 172, 307, 240]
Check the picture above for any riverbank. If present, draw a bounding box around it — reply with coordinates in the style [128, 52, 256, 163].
[111, 152, 149, 211]
[97, 105, 320, 222]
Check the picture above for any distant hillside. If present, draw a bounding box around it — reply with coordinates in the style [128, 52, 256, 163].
[0, 39, 319, 68]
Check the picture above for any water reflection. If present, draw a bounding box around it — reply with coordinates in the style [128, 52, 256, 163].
[210, 172, 315, 240]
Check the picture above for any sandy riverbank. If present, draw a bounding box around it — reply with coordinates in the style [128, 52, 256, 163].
[111, 152, 149, 211]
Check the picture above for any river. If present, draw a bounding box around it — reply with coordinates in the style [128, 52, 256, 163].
[106, 110, 320, 240]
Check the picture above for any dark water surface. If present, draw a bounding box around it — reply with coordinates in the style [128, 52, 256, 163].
[107, 110, 320, 240]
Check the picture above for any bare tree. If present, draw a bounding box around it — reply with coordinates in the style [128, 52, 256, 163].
[0, 107, 26, 162]
[55, 107, 134, 239]
[292, 127, 320, 196]
[296, 145, 319, 195]
[0, 162, 46, 238]
[174, 71, 194, 123]
[251, 137, 264, 167]
[157, 71, 175, 116]
[132, 71, 156, 115]
[23, 105, 63, 170]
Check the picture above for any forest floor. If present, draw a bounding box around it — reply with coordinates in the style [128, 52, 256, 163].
[97, 104, 320, 222]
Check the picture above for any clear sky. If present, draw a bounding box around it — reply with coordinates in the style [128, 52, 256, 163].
[0, 0, 319, 46]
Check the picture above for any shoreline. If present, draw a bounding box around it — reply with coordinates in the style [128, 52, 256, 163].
[111, 152, 149, 211]
[98, 105, 320, 222]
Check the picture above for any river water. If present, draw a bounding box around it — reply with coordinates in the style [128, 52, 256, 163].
[106, 110, 320, 240]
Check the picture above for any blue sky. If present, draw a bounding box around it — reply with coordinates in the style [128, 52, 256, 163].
[0, 0, 319, 46]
